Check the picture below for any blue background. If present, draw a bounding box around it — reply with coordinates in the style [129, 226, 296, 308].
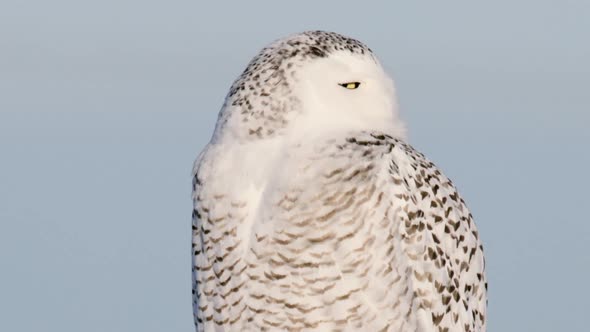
[1, 1, 589, 331]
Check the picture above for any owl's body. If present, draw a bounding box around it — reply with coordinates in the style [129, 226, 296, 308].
[192, 31, 486, 331]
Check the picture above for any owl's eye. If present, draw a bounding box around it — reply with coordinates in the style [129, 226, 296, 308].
[338, 82, 361, 89]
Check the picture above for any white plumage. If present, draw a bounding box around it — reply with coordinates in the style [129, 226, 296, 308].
[192, 31, 486, 331]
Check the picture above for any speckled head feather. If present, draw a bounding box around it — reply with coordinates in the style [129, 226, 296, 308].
[213, 30, 404, 142]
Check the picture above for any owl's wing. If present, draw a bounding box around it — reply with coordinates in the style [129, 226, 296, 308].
[387, 141, 487, 331]
[191, 151, 253, 331]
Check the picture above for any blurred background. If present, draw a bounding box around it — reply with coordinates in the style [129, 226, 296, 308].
[1, 1, 588, 331]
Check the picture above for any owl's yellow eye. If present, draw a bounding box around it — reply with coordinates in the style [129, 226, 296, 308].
[339, 82, 361, 89]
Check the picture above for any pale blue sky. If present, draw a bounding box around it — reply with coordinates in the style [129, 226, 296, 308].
[1, 1, 589, 331]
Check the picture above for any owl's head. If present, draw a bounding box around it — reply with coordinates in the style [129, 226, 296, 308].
[213, 31, 406, 143]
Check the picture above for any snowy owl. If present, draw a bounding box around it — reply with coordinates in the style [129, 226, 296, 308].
[192, 31, 487, 331]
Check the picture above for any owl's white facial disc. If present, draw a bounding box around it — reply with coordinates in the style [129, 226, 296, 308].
[289, 51, 404, 141]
